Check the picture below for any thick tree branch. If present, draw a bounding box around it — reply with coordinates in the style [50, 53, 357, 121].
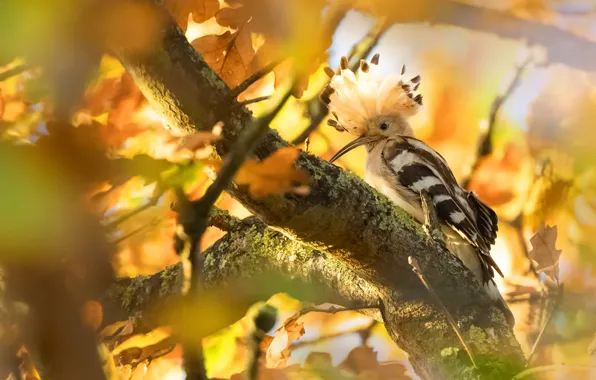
[114, 2, 529, 378]
[100, 216, 380, 333]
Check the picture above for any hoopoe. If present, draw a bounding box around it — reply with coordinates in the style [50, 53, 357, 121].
[320, 54, 513, 326]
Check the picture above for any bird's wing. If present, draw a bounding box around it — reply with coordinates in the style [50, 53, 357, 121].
[381, 136, 502, 281]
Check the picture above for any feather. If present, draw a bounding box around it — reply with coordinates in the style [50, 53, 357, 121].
[382, 137, 502, 283]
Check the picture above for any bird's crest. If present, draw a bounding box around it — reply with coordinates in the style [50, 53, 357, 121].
[320, 54, 423, 135]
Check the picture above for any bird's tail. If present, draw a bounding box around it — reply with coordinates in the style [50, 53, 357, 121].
[485, 281, 515, 327]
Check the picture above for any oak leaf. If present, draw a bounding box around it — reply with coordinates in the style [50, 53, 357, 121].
[265, 312, 305, 368]
[191, 29, 255, 88]
[234, 147, 309, 198]
[529, 223, 562, 283]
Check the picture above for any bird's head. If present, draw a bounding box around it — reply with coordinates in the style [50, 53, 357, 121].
[320, 54, 423, 163]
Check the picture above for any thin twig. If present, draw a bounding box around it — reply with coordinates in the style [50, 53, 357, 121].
[248, 305, 277, 380]
[525, 284, 564, 365]
[232, 96, 271, 109]
[297, 304, 379, 317]
[228, 60, 282, 99]
[462, 55, 534, 189]
[291, 17, 390, 145]
[408, 256, 478, 369]
[104, 190, 164, 230]
[293, 319, 378, 349]
[110, 219, 161, 244]
[177, 86, 293, 380]
[0, 64, 28, 82]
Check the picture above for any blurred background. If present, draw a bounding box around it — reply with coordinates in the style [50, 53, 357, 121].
[1, 0, 596, 379]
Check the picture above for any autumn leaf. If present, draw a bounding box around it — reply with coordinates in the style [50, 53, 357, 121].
[265, 312, 305, 368]
[529, 223, 563, 284]
[164, 0, 219, 31]
[191, 29, 255, 88]
[234, 147, 309, 198]
[175, 131, 222, 152]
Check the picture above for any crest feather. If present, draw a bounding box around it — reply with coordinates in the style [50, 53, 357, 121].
[320, 55, 423, 135]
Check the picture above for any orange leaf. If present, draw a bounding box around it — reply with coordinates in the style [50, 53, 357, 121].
[176, 131, 222, 152]
[235, 147, 309, 198]
[164, 0, 219, 30]
[81, 300, 103, 331]
[191, 29, 255, 88]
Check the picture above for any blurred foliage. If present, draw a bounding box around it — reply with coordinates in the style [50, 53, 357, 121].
[1, 0, 596, 379]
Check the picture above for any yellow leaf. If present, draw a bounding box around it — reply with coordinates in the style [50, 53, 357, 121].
[234, 147, 309, 198]
[164, 0, 219, 30]
[112, 327, 172, 356]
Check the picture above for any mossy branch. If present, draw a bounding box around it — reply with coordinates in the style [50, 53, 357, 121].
[100, 216, 380, 333]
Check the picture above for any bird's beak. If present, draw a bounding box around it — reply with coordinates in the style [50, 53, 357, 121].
[329, 135, 382, 163]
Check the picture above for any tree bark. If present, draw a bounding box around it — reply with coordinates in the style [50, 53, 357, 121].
[101, 215, 380, 333]
[110, 2, 537, 378]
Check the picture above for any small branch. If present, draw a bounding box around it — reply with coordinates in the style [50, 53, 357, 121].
[462, 55, 534, 189]
[290, 17, 390, 145]
[228, 60, 282, 99]
[0, 64, 28, 82]
[408, 256, 478, 369]
[295, 303, 380, 319]
[207, 207, 242, 231]
[248, 305, 277, 380]
[104, 190, 164, 230]
[293, 319, 378, 349]
[525, 284, 564, 365]
[199, 88, 293, 210]
[110, 218, 160, 244]
[231, 96, 271, 109]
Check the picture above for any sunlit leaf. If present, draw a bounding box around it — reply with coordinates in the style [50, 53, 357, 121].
[164, 0, 219, 31]
[233, 147, 309, 198]
[265, 312, 305, 368]
[191, 29, 255, 88]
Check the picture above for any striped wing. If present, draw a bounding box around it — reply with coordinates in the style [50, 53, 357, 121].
[381, 136, 501, 282]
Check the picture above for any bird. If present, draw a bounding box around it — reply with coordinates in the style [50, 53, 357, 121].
[320, 54, 514, 326]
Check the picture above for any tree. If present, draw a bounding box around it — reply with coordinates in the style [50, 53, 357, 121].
[1, 0, 595, 379]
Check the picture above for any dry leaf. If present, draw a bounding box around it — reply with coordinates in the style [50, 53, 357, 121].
[266, 312, 305, 368]
[191, 29, 255, 88]
[234, 147, 309, 198]
[214, 7, 250, 29]
[529, 223, 563, 283]
[192, 0, 219, 23]
[81, 300, 103, 331]
[175, 131, 222, 152]
[164, 0, 219, 30]
[339, 346, 379, 373]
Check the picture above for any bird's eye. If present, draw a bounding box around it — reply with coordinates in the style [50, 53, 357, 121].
[379, 122, 389, 131]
